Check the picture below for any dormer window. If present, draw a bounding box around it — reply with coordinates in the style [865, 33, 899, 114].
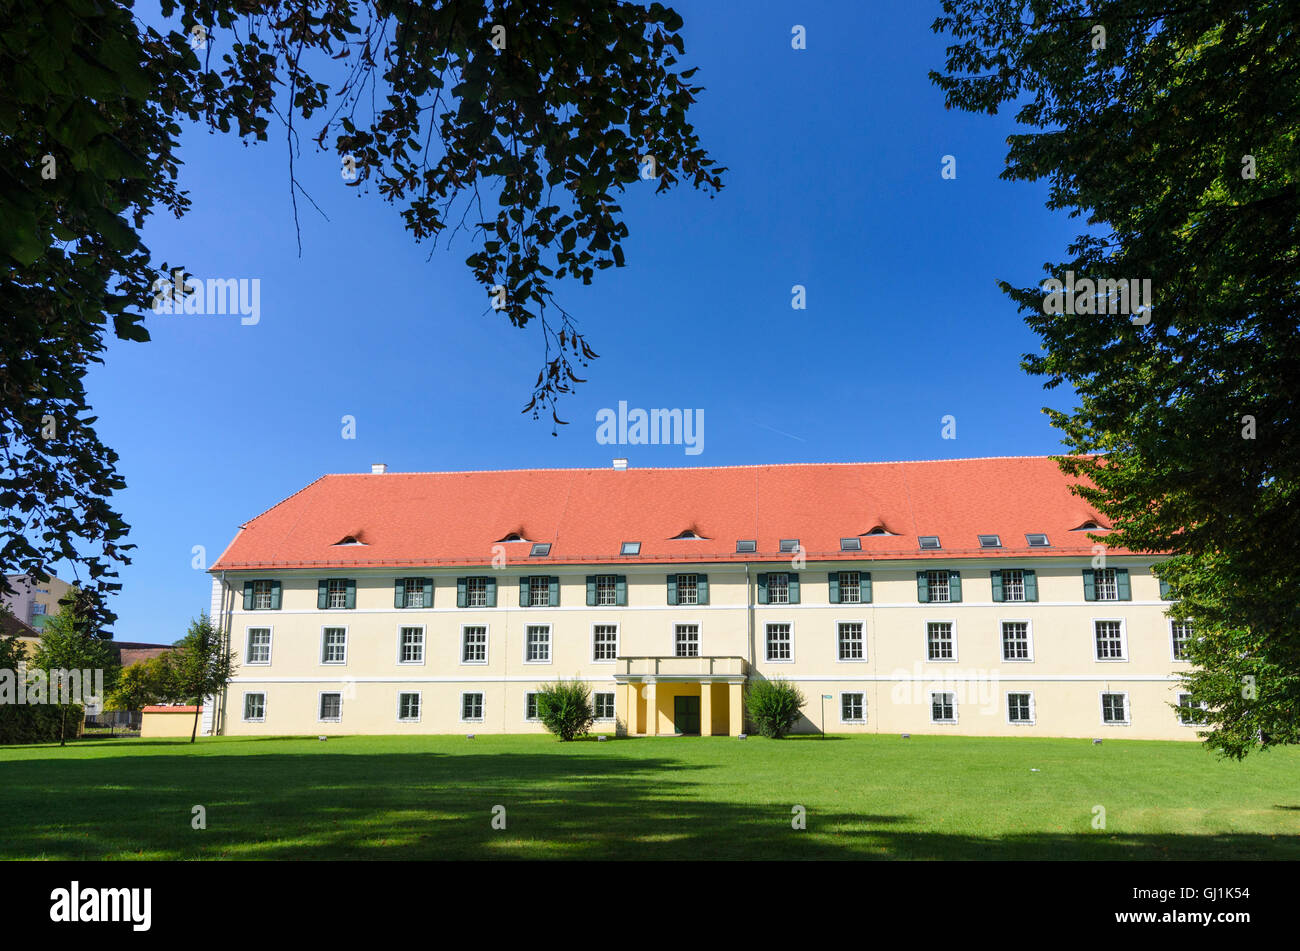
[496, 532, 527, 543]
[863, 526, 895, 536]
[333, 535, 366, 546]
[839, 537, 862, 552]
[529, 543, 551, 557]
[919, 536, 941, 550]
[978, 535, 1002, 549]
[736, 540, 756, 553]
[778, 539, 800, 554]
[672, 529, 707, 540]
[620, 541, 641, 556]
[1026, 533, 1050, 548]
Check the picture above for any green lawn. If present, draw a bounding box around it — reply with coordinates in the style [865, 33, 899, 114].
[1, 733, 1297, 860]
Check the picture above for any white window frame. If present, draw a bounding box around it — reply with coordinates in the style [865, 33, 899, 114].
[319, 625, 349, 666]
[929, 691, 958, 724]
[1094, 567, 1119, 601]
[1100, 691, 1130, 726]
[1001, 568, 1026, 603]
[251, 579, 275, 610]
[839, 691, 866, 724]
[595, 574, 618, 607]
[924, 619, 958, 663]
[326, 578, 349, 610]
[999, 619, 1034, 663]
[401, 577, 427, 609]
[460, 624, 489, 665]
[524, 692, 539, 721]
[835, 619, 867, 663]
[1176, 692, 1208, 726]
[397, 691, 422, 723]
[838, 570, 863, 604]
[1170, 620, 1193, 662]
[594, 692, 616, 720]
[524, 623, 552, 664]
[767, 572, 791, 605]
[318, 691, 343, 723]
[764, 621, 795, 663]
[1006, 691, 1036, 726]
[1092, 618, 1128, 662]
[591, 623, 619, 663]
[528, 575, 551, 607]
[244, 626, 273, 666]
[673, 621, 702, 658]
[676, 573, 699, 605]
[926, 569, 951, 603]
[464, 576, 489, 608]
[242, 691, 266, 722]
[397, 624, 425, 666]
[461, 691, 485, 722]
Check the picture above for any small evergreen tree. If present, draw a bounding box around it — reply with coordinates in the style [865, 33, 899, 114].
[745, 678, 806, 739]
[535, 680, 595, 741]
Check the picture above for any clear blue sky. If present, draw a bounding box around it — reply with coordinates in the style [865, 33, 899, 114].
[79, 1, 1080, 643]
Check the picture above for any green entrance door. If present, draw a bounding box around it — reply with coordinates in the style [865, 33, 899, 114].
[673, 696, 701, 735]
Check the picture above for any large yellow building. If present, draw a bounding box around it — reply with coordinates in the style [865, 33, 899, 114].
[206, 458, 1198, 740]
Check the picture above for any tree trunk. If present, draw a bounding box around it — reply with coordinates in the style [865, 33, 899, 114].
[191, 701, 199, 743]
[59, 704, 67, 747]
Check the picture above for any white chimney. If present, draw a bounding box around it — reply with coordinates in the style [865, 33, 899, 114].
[371, 463, 388, 474]
[612, 458, 628, 470]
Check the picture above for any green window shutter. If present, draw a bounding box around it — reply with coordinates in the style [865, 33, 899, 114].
[949, 571, 962, 603]
[757, 574, 769, 605]
[422, 578, 434, 607]
[519, 576, 531, 607]
[1159, 577, 1171, 600]
[990, 570, 1004, 602]
[456, 578, 467, 608]
[916, 571, 929, 603]
[828, 572, 840, 604]
[549, 576, 560, 606]
[861, 572, 873, 604]
[586, 576, 597, 606]
[344, 580, 356, 609]
[485, 577, 497, 607]
[1116, 568, 1131, 601]
[317, 581, 328, 610]
[1023, 570, 1038, 602]
[395, 578, 406, 609]
[667, 574, 678, 606]
[788, 574, 801, 604]
[616, 575, 627, 606]
[270, 581, 282, 610]
[243, 582, 254, 611]
[697, 574, 709, 605]
[1082, 568, 1097, 601]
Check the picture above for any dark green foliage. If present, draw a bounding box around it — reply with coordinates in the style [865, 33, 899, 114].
[0, 702, 84, 745]
[745, 678, 805, 739]
[535, 679, 595, 741]
[931, 1, 1299, 758]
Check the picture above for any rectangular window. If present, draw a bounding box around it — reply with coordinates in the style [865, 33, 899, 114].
[620, 541, 641, 556]
[525, 693, 539, 720]
[1001, 621, 1031, 661]
[926, 570, 951, 603]
[1177, 692, 1207, 726]
[839, 571, 861, 604]
[1001, 569, 1025, 602]
[768, 573, 790, 604]
[674, 623, 700, 658]
[402, 578, 425, 609]
[32, 603, 47, 615]
[398, 692, 421, 722]
[1101, 692, 1129, 725]
[399, 626, 424, 664]
[529, 576, 551, 607]
[319, 692, 342, 722]
[837, 622, 865, 661]
[465, 576, 488, 607]
[1094, 620, 1126, 661]
[525, 625, 551, 663]
[736, 540, 756, 553]
[778, 539, 800, 553]
[926, 621, 955, 661]
[246, 628, 272, 665]
[321, 627, 347, 664]
[326, 579, 349, 609]
[765, 623, 792, 662]
[841, 692, 865, 723]
[243, 692, 266, 722]
[594, 692, 616, 719]
[461, 626, 487, 664]
[676, 573, 699, 605]
[1095, 568, 1119, 601]
[1171, 621, 1193, 661]
[930, 692, 956, 723]
[596, 574, 618, 606]
[462, 692, 484, 721]
[1007, 692, 1034, 724]
[593, 624, 618, 661]
[252, 580, 274, 610]
[840, 537, 862, 552]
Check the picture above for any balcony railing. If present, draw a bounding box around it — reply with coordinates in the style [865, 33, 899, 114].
[614, 655, 747, 680]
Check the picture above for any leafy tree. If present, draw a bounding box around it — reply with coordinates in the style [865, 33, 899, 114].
[107, 654, 179, 714]
[535, 679, 595, 741]
[931, 1, 1299, 757]
[170, 614, 234, 742]
[744, 678, 805, 739]
[30, 591, 120, 745]
[1, 0, 724, 630]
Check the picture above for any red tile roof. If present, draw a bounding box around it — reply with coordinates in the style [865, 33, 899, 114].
[142, 705, 200, 714]
[211, 457, 1132, 570]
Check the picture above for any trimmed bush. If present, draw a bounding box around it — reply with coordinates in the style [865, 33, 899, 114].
[0, 703, 84, 745]
[536, 679, 595, 741]
[745, 678, 805, 738]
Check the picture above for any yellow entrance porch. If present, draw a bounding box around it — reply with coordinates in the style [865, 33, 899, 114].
[614, 656, 747, 736]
